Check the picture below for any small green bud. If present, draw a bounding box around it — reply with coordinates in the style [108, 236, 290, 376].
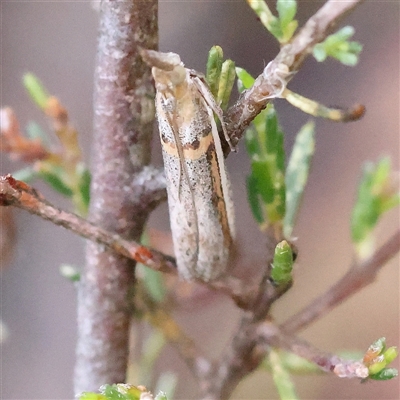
[369, 368, 398, 381]
[235, 67, 255, 92]
[383, 346, 398, 365]
[271, 240, 294, 285]
[368, 337, 386, 357]
[313, 26, 362, 66]
[217, 59, 236, 110]
[206, 46, 224, 97]
[367, 355, 386, 375]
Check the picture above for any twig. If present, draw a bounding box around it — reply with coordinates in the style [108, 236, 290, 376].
[0, 174, 174, 273]
[0, 174, 267, 310]
[281, 230, 400, 334]
[225, 0, 364, 150]
[255, 320, 368, 379]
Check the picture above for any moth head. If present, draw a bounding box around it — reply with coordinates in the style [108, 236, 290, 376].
[140, 48, 187, 91]
[152, 64, 187, 92]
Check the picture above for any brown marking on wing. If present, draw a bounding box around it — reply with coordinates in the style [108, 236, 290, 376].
[161, 132, 214, 161]
[206, 144, 233, 249]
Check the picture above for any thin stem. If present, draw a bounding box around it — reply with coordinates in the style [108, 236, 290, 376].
[0, 175, 267, 308]
[255, 320, 368, 379]
[0, 174, 175, 273]
[281, 230, 400, 334]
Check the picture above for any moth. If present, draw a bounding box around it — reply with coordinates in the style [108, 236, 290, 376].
[141, 49, 235, 282]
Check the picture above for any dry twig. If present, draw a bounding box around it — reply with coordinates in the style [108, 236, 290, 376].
[0, 174, 174, 272]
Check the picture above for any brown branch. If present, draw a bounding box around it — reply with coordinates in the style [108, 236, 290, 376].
[72, 1, 158, 392]
[225, 0, 365, 151]
[255, 320, 369, 379]
[1, 174, 268, 309]
[281, 229, 400, 334]
[0, 174, 174, 273]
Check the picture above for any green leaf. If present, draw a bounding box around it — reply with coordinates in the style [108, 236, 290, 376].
[37, 168, 73, 197]
[77, 164, 91, 212]
[276, 0, 298, 42]
[217, 59, 236, 110]
[251, 160, 275, 204]
[333, 51, 359, 67]
[245, 104, 286, 227]
[271, 240, 294, 285]
[269, 349, 299, 400]
[23, 73, 50, 109]
[369, 368, 398, 381]
[79, 385, 149, 400]
[383, 347, 398, 365]
[102, 385, 127, 400]
[206, 46, 224, 97]
[246, 0, 297, 42]
[351, 158, 400, 259]
[235, 67, 255, 93]
[283, 121, 315, 238]
[101, 384, 138, 400]
[312, 46, 327, 62]
[246, 174, 265, 224]
[142, 266, 167, 303]
[246, 0, 278, 34]
[277, 0, 297, 28]
[368, 356, 387, 375]
[136, 232, 167, 307]
[367, 337, 387, 357]
[313, 26, 363, 66]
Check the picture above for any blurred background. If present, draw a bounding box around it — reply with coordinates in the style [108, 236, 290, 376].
[1, 1, 398, 399]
